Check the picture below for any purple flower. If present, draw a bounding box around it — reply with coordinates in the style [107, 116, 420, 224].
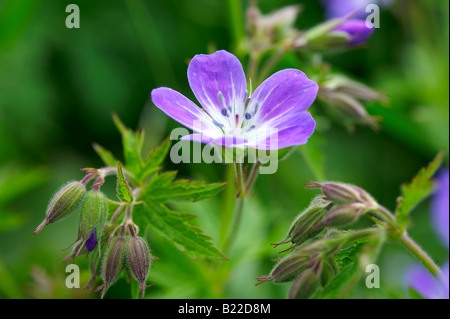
[331, 20, 374, 46]
[151, 50, 318, 150]
[322, 0, 374, 20]
[432, 168, 449, 248]
[404, 169, 449, 299]
[85, 226, 98, 251]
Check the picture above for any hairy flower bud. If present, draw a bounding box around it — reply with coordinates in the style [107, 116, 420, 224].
[126, 235, 152, 299]
[306, 181, 362, 204]
[34, 181, 86, 234]
[317, 203, 367, 228]
[274, 196, 332, 248]
[96, 235, 127, 299]
[77, 190, 107, 253]
[288, 262, 322, 299]
[256, 251, 313, 285]
[321, 258, 340, 286]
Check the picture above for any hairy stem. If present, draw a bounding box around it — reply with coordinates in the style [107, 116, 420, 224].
[398, 232, 443, 278]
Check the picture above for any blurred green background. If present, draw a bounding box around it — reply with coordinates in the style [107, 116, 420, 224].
[0, 0, 448, 299]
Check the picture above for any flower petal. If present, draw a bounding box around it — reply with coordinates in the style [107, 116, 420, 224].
[404, 264, 448, 299]
[332, 19, 374, 46]
[249, 112, 315, 150]
[180, 133, 213, 144]
[188, 50, 247, 119]
[249, 69, 318, 126]
[432, 168, 449, 248]
[151, 87, 218, 137]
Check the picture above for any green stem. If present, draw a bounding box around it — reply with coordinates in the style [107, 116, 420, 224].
[227, 0, 245, 50]
[221, 196, 246, 253]
[219, 164, 236, 247]
[398, 232, 443, 278]
[221, 163, 247, 253]
[245, 161, 261, 193]
[235, 162, 246, 198]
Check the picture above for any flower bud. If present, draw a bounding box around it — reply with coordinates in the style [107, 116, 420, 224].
[317, 203, 367, 228]
[331, 19, 374, 46]
[96, 235, 127, 299]
[288, 262, 322, 299]
[274, 196, 332, 248]
[306, 181, 362, 204]
[77, 190, 108, 253]
[34, 181, 86, 234]
[321, 258, 340, 286]
[256, 251, 313, 285]
[126, 236, 152, 299]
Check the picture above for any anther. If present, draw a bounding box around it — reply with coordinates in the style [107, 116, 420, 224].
[221, 108, 228, 116]
[245, 113, 252, 120]
[213, 120, 224, 128]
[217, 91, 226, 106]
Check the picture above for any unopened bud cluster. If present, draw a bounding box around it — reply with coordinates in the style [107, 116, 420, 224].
[34, 167, 154, 298]
[96, 224, 152, 299]
[258, 181, 385, 298]
[318, 74, 387, 130]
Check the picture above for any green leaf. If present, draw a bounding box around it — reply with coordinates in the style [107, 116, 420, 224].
[335, 240, 367, 270]
[395, 150, 445, 224]
[312, 261, 359, 299]
[133, 202, 226, 260]
[137, 137, 171, 183]
[313, 230, 385, 299]
[144, 174, 227, 203]
[116, 162, 133, 203]
[112, 113, 144, 175]
[93, 143, 118, 167]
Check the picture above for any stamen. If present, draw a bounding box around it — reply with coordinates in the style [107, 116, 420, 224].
[227, 105, 232, 112]
[221, 108, 229, 117]
[246, 125, 256, 132]
[245, 113, 252, 120]
[213, 120, 224, 128]
[217, 91, 226, 107]
[235, 114, 239, 126]
[252, 102, 260, 115]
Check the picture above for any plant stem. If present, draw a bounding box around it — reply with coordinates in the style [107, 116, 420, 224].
[222, 196, 246, 253]
[245, 161, 261, 193]
[221, 163, 247, 253]
[398, 232, 443, 278]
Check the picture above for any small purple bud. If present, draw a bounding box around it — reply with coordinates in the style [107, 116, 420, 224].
[77, 190, 107, 256]
[85, 226, 98, 251]
[331, 19, 374, 46]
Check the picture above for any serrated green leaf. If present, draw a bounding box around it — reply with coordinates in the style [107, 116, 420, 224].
[313, 230, 385, 299]
[136, 137, 171, 183]
[92, 143, 118, 167]
[335, 240, 367, 270]
[395, 150, 445, 222]
[133, 202, 226, 260]
[116, 162, 133, 203]
[144, 176, 227, 203]
[112, 113, 144, 175]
